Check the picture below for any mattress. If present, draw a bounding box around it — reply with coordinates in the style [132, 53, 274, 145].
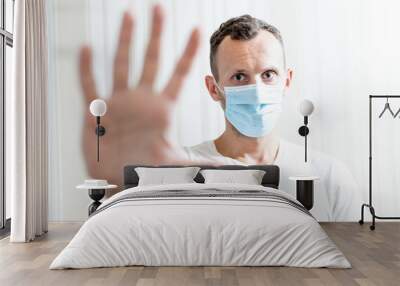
[50, 183, 350, 269]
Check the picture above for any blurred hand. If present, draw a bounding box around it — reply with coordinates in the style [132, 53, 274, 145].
[80, 5, 200, 185]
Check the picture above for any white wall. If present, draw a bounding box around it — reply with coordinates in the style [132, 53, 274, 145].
[48, 0, 400, 221]
[47, 0, 90, 221]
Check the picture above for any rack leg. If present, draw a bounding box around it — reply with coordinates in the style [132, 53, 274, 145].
[369, 206, 376, 231]
[359, 204, 366, 225]
[359, 203, 377, 230]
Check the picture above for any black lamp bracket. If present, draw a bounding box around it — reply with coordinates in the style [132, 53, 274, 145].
[298, 116, 309, 137]
[95, 125, 106, 136]
[95, 116, 106, 136]
[94, 116, 106, 162]
[298, 115, 310, 162]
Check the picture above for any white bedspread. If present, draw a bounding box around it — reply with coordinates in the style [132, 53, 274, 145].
[50, 183, 350, 269]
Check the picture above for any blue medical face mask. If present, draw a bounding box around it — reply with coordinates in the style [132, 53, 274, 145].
[216, 82, 284, 138]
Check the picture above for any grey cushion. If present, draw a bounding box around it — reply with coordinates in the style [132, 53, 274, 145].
[124, 164, 280, 189]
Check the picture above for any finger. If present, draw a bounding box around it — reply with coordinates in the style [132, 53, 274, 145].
[80, 46, 98, 105]
[113, 11, 134, 93]
[162, 28, 200, 101]
[138, 4, 164, 87]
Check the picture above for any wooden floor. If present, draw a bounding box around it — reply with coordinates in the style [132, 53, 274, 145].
[0, 222, 399, 286]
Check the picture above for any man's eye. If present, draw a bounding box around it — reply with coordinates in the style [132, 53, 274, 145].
[261, 70, 277, 81]
[233, 73, 246, 81]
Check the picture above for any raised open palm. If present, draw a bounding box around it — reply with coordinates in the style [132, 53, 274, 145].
[80, 5, 200, 185]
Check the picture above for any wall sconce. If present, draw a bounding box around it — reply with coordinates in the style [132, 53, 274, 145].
[89, 99, 107, 162]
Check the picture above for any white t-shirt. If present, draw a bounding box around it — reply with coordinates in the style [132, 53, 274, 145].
[181, 139, 360, 221]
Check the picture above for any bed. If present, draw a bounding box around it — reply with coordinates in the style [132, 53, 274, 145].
[50, 165, 350, 269]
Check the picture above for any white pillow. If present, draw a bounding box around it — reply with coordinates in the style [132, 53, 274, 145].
[135, 167, 200, 186]
[200, 169, 266, 185]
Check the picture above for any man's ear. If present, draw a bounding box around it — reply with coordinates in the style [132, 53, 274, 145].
[205, 75, 223, 101]
[285, 69, 293, 89]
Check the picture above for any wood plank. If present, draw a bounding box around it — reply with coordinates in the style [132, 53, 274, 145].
[0, 222, 399, 286]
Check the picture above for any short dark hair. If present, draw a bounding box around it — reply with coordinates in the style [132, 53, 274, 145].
[210, 15, 285, 80]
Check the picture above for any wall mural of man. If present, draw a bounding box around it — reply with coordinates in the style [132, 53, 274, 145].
[80, 5, 359, 221]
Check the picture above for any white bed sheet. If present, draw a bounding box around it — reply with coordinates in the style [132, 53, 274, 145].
[50, 183, 350, 269]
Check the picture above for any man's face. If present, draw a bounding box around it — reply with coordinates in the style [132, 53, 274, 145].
[206, 30, 292, 105]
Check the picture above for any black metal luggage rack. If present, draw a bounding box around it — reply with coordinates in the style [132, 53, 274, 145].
[359, 95, 400, 230]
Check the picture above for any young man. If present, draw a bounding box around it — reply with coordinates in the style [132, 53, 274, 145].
[80, 5, 359, 221]
[181, 15, 358, 221]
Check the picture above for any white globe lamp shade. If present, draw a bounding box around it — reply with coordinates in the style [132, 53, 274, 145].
[299, 99, 314, 116]
[90, 99, 107, 117]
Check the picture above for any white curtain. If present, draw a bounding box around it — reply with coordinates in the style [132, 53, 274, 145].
[8, 0, 48, 242]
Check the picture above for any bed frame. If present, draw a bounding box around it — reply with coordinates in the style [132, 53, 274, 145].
[123, 165, 280, 189]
